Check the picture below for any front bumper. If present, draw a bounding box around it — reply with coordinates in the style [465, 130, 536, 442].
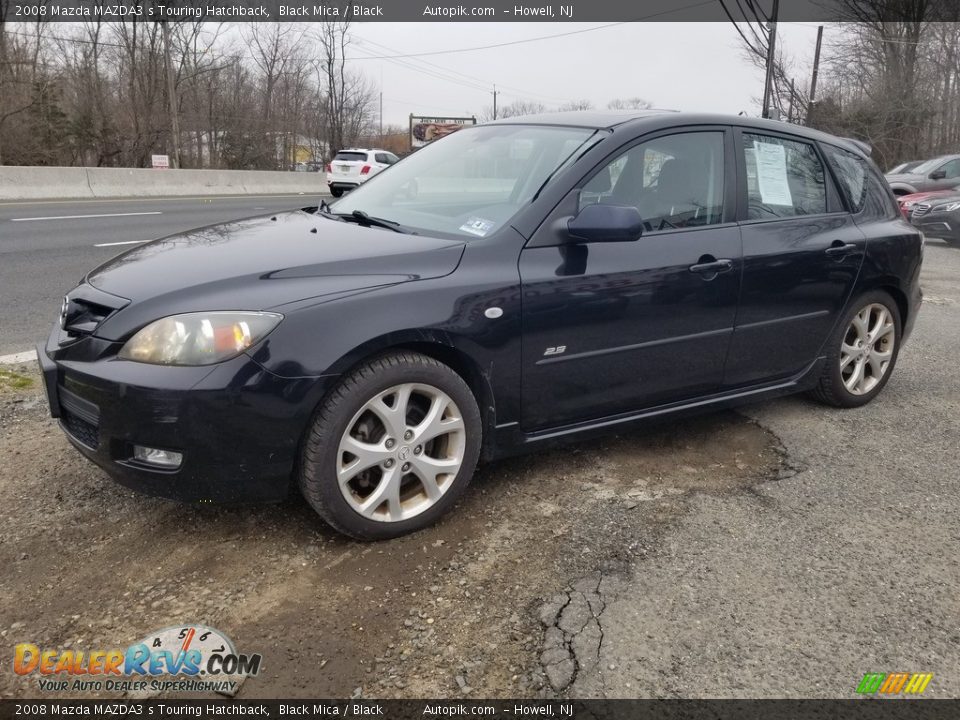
[912, 211, 960, 242]
[39, 324, 333, 504]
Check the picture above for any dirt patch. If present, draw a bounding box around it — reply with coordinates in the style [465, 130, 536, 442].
[0, 363, 784, 699]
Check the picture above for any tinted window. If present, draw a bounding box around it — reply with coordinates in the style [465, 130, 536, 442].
[742, 133, 826, 219]
[386, 153, 400, 164]
[375, 153, 389, 164]
[940, 159, 960, 178]
[822, 144, 867, 213]
[580, 131, 725, 232]
[333, 151, 367, 162]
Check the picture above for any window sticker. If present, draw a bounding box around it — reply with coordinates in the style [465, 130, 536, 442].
[754, 141, 793, 206]
[459, 217, 496, 236]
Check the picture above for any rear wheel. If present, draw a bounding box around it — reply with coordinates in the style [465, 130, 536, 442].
[299, 352, 481, 540]
[329, 187, 343, 198]
[810, 291, 901, 408]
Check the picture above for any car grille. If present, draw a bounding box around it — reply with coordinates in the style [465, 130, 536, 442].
[59, 387, 100, 449]
[912, 203, 931, 217]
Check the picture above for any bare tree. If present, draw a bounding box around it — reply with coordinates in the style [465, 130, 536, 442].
[607, 97, 652, 110]
[558, 99, 594, 111]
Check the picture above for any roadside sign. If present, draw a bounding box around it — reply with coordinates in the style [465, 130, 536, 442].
[409, 116, 476, 149]
[152, 154, 170, 169]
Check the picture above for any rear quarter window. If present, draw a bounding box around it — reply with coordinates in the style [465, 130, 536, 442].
[822, 144, 898, 219]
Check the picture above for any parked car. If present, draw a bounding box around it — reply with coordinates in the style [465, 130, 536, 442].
[897, 184, 960, 218]
[909, 190, 960, 245]
[885, 153, 960, 195]
[325, 148, 400, 197]
[38, 111, 923, 539]
[887, 160, 923, 175]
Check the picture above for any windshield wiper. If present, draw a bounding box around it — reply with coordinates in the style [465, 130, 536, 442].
[336, 209, 414, 234]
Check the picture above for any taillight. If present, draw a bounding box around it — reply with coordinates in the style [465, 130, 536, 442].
[325, 163, 331, 173]
[360, 165, 371, 175]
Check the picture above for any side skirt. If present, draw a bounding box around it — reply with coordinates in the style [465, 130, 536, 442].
[485, 357, 826, 461]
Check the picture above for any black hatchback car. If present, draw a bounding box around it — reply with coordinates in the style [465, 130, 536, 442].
[39, 111, 923, 539]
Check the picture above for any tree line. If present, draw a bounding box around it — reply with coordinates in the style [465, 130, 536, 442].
[0, 16, 378, 168]
[738, 0, 960, 170]
[4, 5, 959, 171]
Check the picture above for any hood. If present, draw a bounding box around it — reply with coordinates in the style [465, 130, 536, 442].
[885, 172, 925, 184]
[87, 210, 465, 341]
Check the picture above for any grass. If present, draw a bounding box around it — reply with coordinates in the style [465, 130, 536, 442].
[0, 369, 34, 391]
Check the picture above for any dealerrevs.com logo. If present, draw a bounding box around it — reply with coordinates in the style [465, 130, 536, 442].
[13, 625, 262, 694]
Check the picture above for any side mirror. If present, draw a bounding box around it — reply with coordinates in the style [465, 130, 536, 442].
[930, 169, 947, 180]
[567, 203, 643, 243]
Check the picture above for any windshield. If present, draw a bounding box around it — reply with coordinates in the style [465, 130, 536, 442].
[330, 124, 602, 238]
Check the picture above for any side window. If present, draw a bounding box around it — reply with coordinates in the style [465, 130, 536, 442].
[742, 133, 827, 219]
[386, 153, 400, 164]
[375, 153, 389, 164]
[822, 143, 898, 219]
[821, 144, 867, 213]
[940, 159, 960, 178]
[579, 131, 725, 232]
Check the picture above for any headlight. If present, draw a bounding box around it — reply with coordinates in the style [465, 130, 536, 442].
[118, 312, 283, 366]
[937, 201, 960, 212]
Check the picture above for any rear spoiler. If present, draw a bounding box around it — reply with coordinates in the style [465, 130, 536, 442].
[843, 137, 872, 156]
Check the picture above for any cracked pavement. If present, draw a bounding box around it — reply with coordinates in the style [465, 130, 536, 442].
[547, 240, 960, 698]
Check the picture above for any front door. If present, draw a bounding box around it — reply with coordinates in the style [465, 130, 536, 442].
[519, 129, 742, 430]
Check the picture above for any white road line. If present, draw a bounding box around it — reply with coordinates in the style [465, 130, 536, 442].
[94, 240, 147, 247]
[0, 350, 37, 365]
[0, 193, 326, 207]
[11, 211, 163, 222]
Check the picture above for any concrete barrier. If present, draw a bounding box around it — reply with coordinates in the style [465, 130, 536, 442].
[0, 166, 329, 201]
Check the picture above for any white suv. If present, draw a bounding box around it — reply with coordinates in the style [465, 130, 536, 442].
[325, 148, 400, 197]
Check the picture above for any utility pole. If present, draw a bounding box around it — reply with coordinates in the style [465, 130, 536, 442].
[379, 91, 383, 144]
[161, 21, 182, 169]
[760, 0, 780, 120]
[788, 78, 796, 123]
[808, 25, 824, 125]
[492, 84, 498, 120]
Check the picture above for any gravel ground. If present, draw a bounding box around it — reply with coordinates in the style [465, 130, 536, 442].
[561, 240, 960, 698]
[0, 241, 955, 700]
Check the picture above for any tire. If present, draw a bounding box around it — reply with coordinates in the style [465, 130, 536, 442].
[299, 352, 482, 540]
[330, 187, 343, 198]
[809, 290, 902, 408]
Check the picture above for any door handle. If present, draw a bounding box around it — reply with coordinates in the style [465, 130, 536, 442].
[825, 242, 858, 258]
[689, 258, 733, 275]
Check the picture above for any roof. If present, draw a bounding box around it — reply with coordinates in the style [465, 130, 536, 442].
[482, 110, 872, 156]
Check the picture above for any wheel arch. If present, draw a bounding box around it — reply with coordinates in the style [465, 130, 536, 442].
[853, 278, 910, 327]
[318, 330, 499, 460]
[888, 184, 917, 196]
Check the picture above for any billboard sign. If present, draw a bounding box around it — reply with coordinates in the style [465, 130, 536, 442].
[409, 116, 476, 149]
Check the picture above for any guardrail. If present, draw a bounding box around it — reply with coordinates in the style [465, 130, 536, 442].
[0, 166, 328, 200]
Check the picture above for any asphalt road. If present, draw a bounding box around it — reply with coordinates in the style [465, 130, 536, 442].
[565, 239, 960, 697]
[0, 194, 324, 356]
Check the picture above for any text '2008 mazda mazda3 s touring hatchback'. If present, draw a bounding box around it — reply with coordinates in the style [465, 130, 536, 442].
[38, 111, 923, 540]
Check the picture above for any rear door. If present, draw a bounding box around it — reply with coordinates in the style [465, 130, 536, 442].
[519, 127, 742, 430]
[722, 129, 866, 388]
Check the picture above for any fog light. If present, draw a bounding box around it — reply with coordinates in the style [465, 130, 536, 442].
[133, 445, 183, 469]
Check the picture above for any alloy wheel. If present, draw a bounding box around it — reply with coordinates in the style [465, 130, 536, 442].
[336, 383, 466, 522]
[840, 303, 896, 396]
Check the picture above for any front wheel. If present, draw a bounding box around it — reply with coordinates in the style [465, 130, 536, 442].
[299, 352, 482, 540]
[809, 291, 902, 408]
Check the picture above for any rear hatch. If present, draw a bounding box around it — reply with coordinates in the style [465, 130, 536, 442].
[330, 151, 369, 182]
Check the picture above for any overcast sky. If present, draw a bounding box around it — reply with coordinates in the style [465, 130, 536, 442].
[345, 22, 825, 127]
